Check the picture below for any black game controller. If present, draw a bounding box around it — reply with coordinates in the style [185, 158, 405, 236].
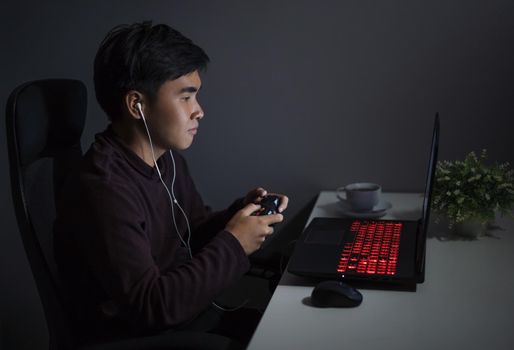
[252, 195, 281, 216]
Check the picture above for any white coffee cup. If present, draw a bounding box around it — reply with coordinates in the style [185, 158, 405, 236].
[336, 182, 382, 212]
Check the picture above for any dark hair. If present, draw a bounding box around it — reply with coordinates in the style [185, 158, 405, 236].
[94, 21, 210, 120]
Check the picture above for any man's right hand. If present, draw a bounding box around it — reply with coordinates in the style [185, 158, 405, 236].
[225, 203, 284, 255]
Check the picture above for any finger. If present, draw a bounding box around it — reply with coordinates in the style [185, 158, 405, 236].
[262, 213, 284, 225]
[278, 195, 289, 213]
[241, 203, 261, 216]
[249, 187, 267, 204]
[253, 187, 267, 202]
[256, 187, 268, 197]
[260, 227, 274, 238]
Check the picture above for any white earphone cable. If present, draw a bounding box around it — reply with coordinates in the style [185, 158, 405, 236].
[137, 104, 191, 255]
[169, 149, 193, 257]
[137, 103, 247, 312]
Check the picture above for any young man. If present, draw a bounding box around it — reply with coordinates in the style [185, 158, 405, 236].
[54, 21, 288, 348]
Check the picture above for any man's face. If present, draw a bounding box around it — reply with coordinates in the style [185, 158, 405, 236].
[145, 70, 204, 151]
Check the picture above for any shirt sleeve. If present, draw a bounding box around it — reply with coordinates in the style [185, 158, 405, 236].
[72, 175, 250, 332]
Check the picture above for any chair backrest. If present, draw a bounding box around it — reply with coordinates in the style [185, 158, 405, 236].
[6, 79, 87, 350]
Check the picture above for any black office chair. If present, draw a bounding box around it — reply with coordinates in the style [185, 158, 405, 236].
[5, 79, 239, 350]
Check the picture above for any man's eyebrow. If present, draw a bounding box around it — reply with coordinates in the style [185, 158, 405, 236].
[178, 86, 200, 94]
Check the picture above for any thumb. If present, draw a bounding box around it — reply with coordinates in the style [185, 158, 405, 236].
[255, 187, 267, 197]
[240, 203, 261, 216]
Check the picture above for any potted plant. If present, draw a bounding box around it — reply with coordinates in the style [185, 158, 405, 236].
[432, 149, 514, 238]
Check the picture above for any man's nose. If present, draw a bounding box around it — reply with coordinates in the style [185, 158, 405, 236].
[192, 103, 204, 120]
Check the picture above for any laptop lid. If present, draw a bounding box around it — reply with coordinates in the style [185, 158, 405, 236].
[415, 113, 440, 279]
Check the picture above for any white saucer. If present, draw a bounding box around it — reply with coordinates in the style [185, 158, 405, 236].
[338, 199, 392, 219]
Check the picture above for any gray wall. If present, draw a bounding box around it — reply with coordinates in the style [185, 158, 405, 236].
[1, 0, 513, 348]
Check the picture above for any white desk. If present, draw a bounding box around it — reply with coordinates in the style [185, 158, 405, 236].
[248, 191, 514, 350]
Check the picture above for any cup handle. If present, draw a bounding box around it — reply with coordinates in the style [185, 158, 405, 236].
[336, 186, 346, 201]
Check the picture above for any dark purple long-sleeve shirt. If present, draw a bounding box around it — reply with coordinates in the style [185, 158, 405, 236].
[54, 125, 250, 343]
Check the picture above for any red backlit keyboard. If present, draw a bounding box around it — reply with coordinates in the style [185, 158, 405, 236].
[337, 220, 403, 276]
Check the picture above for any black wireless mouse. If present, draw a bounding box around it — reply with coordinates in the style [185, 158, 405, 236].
[311, 280, 363, 308]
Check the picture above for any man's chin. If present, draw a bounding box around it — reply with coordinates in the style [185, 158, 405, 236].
[169, 140, 193, 151]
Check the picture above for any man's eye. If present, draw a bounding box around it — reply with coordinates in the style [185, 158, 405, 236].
[182, 96, 191, 101]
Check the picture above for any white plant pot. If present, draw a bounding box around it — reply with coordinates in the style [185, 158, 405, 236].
[432, 213, 493, 240]
[452, 219, 489, 238]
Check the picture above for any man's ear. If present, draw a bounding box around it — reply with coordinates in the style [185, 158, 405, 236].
[124, 91, 145, 120]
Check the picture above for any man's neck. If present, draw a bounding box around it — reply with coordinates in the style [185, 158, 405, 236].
[111, 121, 166, 167]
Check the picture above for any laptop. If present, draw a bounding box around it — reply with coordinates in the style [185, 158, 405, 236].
[287, 114, 439, 285]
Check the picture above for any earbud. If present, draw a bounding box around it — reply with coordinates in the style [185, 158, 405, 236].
[135, 102, 145, 121]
